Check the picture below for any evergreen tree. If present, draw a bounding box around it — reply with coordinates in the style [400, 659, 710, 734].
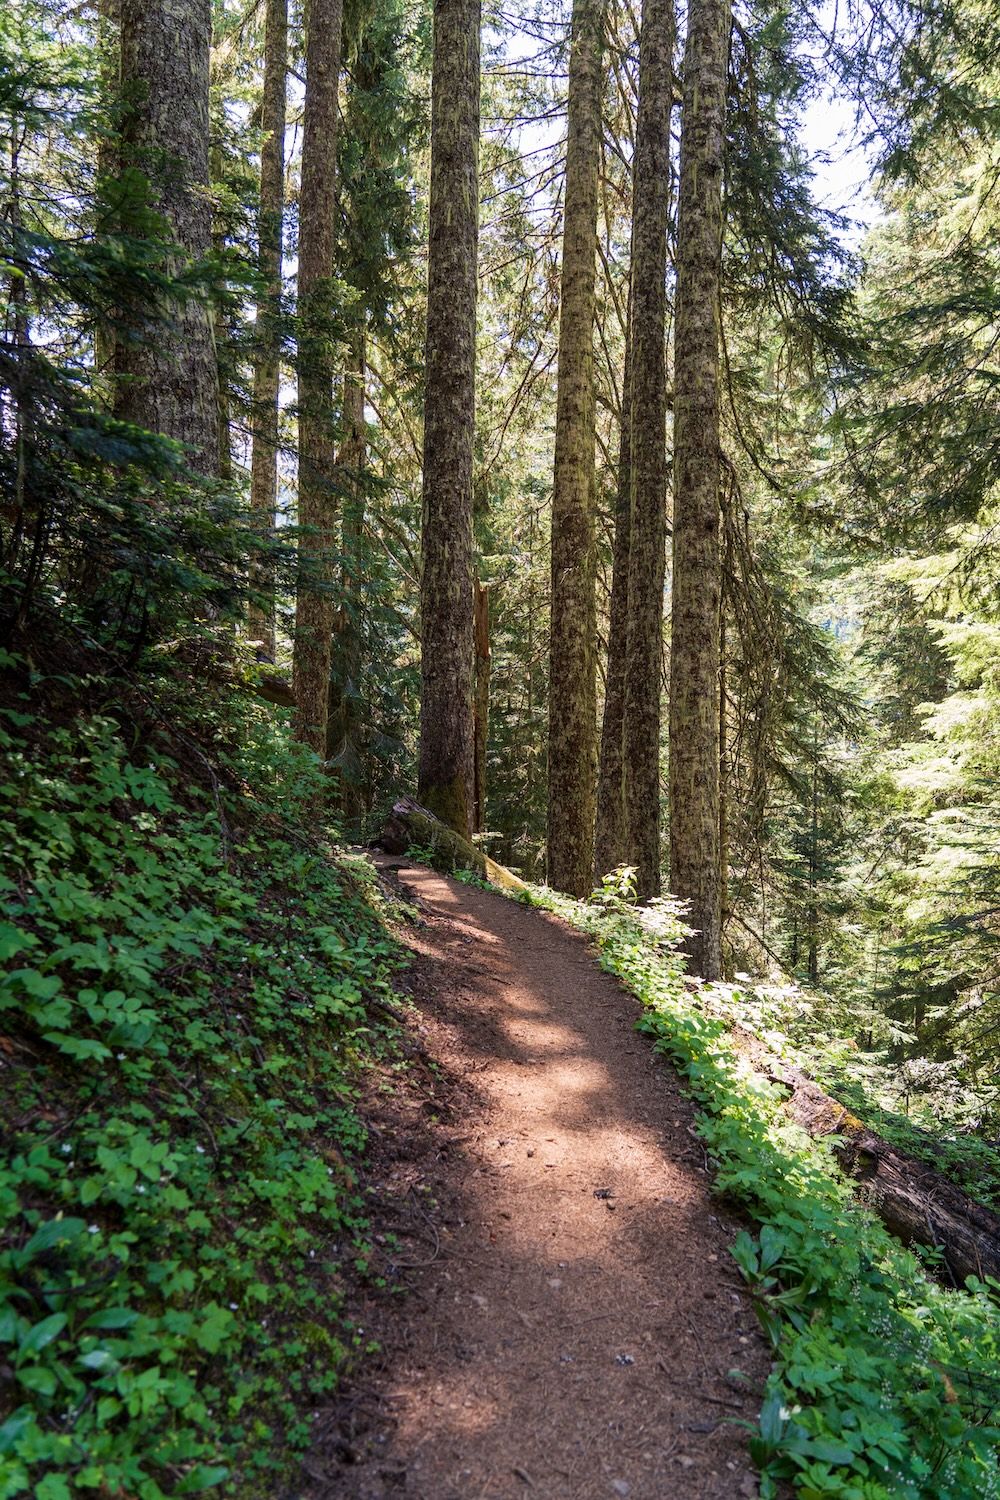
[669, 0, 728, 978]
[621, 0, 672, 900]
[115, 0, 219, 473]
[547, 0, 606, 897]
[292, 0, 344, 759]
[417, 0, 481, 835]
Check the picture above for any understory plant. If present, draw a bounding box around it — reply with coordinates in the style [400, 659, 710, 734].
[521, 874, 1000, 1499]
[0, 656, 403, 1497]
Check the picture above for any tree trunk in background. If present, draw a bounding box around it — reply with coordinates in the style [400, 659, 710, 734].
[669, 0, 728, 979]
[547, 0, 605, 897]
[116, 0, 219, 474]
[94, 0, 120, 398]
[594, 289, 632, 880]
[417, 0, 480, 837]
[622, 0, 672, 901]
[328, 329, 367, 833]
[248, 0, 288, 662]
[292, 0, 343, 758]
[473, 580, 490, 834]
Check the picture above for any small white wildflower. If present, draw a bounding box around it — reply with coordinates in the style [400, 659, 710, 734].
[228, 1303, 238, 1311]
[61, 1143, 71, 1153]
[88, 1225, 99, 1234]
[136, 1185, 145, 1194]
[195, 1146, 206, 1154]
[116, 1053, 126, 1060]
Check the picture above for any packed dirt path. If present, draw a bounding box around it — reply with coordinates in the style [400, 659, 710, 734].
[320, 858, 769, 1500]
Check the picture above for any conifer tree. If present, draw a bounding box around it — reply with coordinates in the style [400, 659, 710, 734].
[115, 0, 219, 473]
[417, 0, 481, 835]
[248, 0, 288, 662]
[547, 0, 606, 896]
[669, 0, 728, 977]
[292, 0, 344, 759]
[621, 0, 672, 899]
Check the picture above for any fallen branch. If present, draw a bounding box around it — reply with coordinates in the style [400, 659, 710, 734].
[730, 1025, 1000, 1287]
[380, 796, 528, 895]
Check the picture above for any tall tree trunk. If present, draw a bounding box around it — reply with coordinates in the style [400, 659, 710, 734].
[668, 0, 728, 979]
[292, 0, 343, 758]
[473, 580, 490, 835]
[546, 0, 605, 897]
[116, 0, 219, 474]
[594, 287, 632, 880]
[248, 0, 288, 662]
[621, 0, 673, 900]
[417, 0, 481, 836]
[328, 328, 367, 833]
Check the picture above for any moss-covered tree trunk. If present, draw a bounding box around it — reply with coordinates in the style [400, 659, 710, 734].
[417, 0, 480, 837]
[594, 290, 632, 880]
[116, 0, 219, 474]
[247, 0, 287, 662]
[668, 0, 729, 979]
[547, 0, 605, 897]
[328, 329, 367, 833]
[473, 579, 490, 834]
[622, 0, 673, 900]
[291, 0, 343, 758]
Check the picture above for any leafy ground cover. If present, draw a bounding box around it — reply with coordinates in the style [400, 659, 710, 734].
[520, 876, 1000, 1500]
[0, 646, 407, 1498]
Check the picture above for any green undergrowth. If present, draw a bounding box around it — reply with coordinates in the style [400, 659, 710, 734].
[0, 650, 407, 1497]
[519, 877, 1000, 1500]
[703, 981, 1000, 1214]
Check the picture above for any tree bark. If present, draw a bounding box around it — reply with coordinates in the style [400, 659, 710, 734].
[622, 0, 673, 901]
[116, 0, 219, 474]
[668, 0, 728, 978]
[248, 0, 288, 662]
[417, 0, 481, 837]
[292, 0, 344, 758]
[328, 328, 367, 833]
[547, 0, 605, 897]
[473, 580, 491, 835]
[730, 1026, 1000, 1287]
[382, 796, 526, 894]
[594, 289, 632, 880]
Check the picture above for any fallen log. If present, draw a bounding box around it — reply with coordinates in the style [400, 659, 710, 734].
[380, 796, 528, 896]
[730, 1024, 1000, 1287]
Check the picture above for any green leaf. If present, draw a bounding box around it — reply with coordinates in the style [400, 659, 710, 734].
[22, 1218, 86, 1257]
[175, 1465, 230, 1493]
[83, 1308, 139, 1331]
[43, 1033, 112, 1062]
[0, 1407, 34, 1455]
[15, 1365, 57, 1397]
[17, 1313, 68, 1361]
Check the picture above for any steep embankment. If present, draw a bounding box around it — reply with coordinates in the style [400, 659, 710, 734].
[0, 652, 404, 1497]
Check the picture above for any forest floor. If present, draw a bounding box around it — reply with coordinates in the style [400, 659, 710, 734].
[310, 857, 771, 1500]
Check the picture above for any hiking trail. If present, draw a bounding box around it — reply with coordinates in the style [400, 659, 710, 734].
[316, 857, 769, 1499]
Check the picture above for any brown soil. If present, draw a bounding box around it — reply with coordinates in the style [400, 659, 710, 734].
[309, 858, 770, 1500]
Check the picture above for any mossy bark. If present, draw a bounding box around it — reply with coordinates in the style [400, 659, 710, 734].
[668, 0, 728, 978]
[473, 580, 491, 835]
[417, 0, 481, 838]
[622, 0, 673, 901]
[382, 797, 526, 894]
[547, 0, 605, 897]
[292, 0, 343, 759]
[116, 0, 219, 475]
[247, 0, 288, 662]
[594, 290, 632, 880]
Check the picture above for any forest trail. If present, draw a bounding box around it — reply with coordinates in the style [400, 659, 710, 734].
[319, 858, 770, 1500]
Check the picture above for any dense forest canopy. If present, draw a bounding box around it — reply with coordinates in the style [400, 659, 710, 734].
[4, 0, 1000, 1101]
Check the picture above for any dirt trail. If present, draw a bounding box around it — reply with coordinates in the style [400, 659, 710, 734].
[317, 858, 769, 1500]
